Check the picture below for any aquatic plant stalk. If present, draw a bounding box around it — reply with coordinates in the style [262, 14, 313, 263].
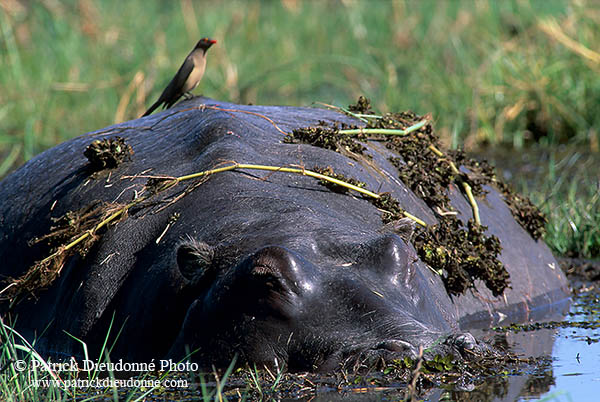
[355, 113, 383, 118]
[336, 116, 479, 225]
[429, 145, 481, 225]
[178, 163, 427, 226]
[338, 120, 427, 136]
[177, 163, 379, 198]
[314, 101, 370, 123]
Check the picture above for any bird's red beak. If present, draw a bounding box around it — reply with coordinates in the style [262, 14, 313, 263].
[209, 39, 217, 44]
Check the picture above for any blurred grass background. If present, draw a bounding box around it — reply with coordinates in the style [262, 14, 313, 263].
[0, 0, 598, 258]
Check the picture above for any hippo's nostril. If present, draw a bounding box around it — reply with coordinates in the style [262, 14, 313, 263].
[251, 263, 285, 292]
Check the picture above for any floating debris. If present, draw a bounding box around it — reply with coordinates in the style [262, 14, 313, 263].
[449, 150, 546, 240]
[495, 180, 546, 240]
[6, 201, 127, 301]
[372, 193, 406, 224]
[413, 218, 508, 296]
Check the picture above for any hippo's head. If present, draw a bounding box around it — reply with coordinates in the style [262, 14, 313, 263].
[0, 98, 566, 374]
[171, 233, 454, 372]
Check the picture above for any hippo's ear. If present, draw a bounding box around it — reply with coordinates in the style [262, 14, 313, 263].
[176, 238, 215, 284]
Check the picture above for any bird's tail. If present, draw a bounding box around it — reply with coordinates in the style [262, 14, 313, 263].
[142, 100, 162, 117]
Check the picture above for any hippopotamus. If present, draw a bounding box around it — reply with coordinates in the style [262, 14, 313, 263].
[0, 98, 569, 372]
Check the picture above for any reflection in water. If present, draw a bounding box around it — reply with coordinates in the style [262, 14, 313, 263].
[442, 280, 599, 402]
[540, 283, 600, 401]
[444, 319, 563, 401]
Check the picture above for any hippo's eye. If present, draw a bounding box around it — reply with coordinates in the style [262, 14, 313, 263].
[245, 247, 311, 296]
[252, 264, 277, 276]
[176, 238, 215, 284]
[382, 217, 416, 242]
[251, 258, 286, 291]
[251, 254, 282, 278]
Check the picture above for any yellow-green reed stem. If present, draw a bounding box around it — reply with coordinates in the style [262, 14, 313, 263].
[340, 107, 369, 123]
[462, 184, 480, 225]
[177, 163, 379, 198]
[314, 102, 369, 124]
[41, 163, 423, 266]
[0, 202, 136, 298]
[177, 163, 428, 227]
[37, 203, 136, 269]
[355, 113, 383, 118]
[429, 145, 481, 225]
[402, 211, 427, 228]
[338, 120, 427, 136]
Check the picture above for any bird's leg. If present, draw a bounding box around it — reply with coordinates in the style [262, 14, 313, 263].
[183, 92, 193, 100]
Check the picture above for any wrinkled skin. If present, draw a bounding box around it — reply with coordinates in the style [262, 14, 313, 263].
[0, 98, 569, 372]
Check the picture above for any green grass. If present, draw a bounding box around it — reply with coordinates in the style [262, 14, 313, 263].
[1, 0, 600, 167]
[0, 317, 238, 401]
[520, 152, 600, 259]
[482, 146, 599, 259]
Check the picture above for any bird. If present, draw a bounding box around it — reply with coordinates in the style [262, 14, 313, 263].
[142, 37, 217, 117]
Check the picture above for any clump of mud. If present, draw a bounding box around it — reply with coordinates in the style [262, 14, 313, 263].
[372, 193, 406, 224]
[84, 136, 133, 171]
[347, 97, 546, 242]
[389, 155, 455, 210]
[495, 180, 546, 240]
[383, 112, 457, 211]
[374, 110, 510, 295]
[450, 150, 546, 240]
[29, 201, 109, 251]
[371, 186, 508, 295]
